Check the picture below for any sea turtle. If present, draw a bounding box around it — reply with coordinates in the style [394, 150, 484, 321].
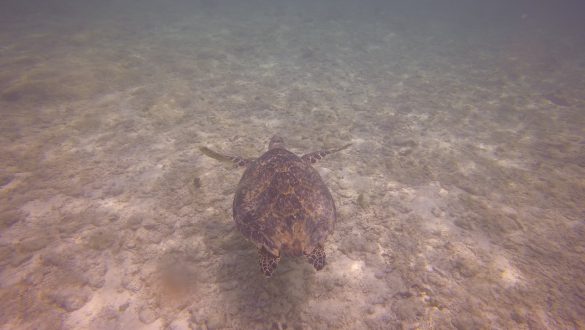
[200, 135, 350, 277]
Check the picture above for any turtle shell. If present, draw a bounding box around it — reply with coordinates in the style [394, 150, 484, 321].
[233, 147, 336, 257]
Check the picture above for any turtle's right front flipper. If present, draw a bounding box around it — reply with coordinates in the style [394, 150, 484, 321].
[301, 143, 351, 164]
[199, 146, 254, 168]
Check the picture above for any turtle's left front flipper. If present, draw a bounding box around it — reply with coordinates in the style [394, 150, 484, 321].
[301, 143, 351, 164]
[199, 146, 254, 168]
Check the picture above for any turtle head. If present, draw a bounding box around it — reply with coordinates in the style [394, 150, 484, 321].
[268, 135, 285, 150]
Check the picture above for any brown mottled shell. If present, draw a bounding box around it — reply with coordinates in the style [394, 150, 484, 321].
[233, 148, 335, 257]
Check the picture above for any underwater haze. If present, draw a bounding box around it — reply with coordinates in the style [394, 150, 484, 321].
[1, 0, 584, 329]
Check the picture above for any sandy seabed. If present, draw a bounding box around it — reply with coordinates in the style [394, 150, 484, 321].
[1, 1, 584, 329]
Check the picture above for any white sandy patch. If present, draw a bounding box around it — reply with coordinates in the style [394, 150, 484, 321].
[492, 255, 523, 289]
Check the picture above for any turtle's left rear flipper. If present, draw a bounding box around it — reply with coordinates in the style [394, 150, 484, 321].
[301, 143, 351, 164]
[259, 247, 280, 278]
[199, 147, 254, 168]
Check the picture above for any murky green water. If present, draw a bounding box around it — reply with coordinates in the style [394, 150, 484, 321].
[1, 1, 584, 329]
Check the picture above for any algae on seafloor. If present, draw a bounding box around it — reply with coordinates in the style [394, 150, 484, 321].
[357, 193, 369, 209]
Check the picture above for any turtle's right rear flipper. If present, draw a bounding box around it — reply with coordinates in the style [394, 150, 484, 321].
[199, 146, 253, 168]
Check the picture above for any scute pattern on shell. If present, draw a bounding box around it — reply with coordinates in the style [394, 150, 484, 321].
[233, 147, 336, 257]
